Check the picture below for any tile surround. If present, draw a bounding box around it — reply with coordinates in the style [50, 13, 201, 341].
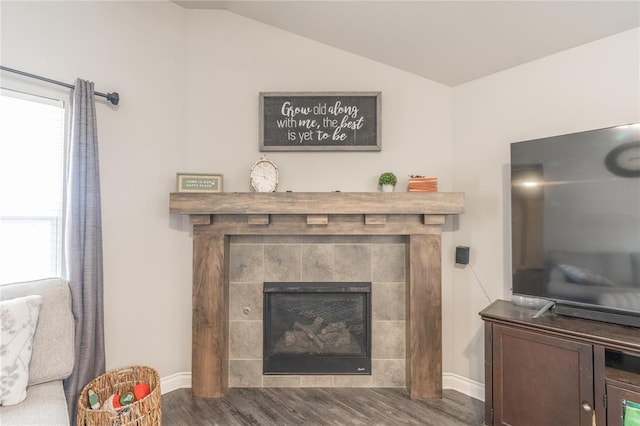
[228, 235, 407, 388]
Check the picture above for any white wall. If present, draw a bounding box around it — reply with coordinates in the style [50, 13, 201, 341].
[451, 28, 640, 383]
[1, 1, 193, 378]
[183, 10, 453, 193]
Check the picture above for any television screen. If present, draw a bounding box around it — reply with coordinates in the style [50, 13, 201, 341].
[510, 123, 640, 326]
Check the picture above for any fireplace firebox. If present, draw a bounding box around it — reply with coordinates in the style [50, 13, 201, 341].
[263, 282, 372, 375]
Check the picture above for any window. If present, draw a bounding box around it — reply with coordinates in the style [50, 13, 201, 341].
[0, 89, 66, 284]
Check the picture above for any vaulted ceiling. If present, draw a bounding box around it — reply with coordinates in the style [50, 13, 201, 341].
[173, 1, 640, 86]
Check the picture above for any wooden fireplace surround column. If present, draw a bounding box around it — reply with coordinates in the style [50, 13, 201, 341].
[169, 192, 465, 400]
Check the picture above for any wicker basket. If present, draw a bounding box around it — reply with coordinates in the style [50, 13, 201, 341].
[77, 365, 161, 426]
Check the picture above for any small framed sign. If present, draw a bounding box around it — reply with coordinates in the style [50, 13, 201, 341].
[176, 173, 223, 193]
[260, 91, 381, 151]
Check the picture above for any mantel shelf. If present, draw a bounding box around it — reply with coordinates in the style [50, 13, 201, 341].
[170, 192, 465, 216]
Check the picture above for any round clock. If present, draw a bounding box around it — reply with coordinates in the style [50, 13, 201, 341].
[250, 156, 279, 192]
[605, 141, 640, 178]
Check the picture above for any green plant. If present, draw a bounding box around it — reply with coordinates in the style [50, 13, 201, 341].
[378, 172, 397, 186]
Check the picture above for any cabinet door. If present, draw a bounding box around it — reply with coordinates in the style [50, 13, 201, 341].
[606, 383, 640, 426]
[492, 324, 594, 426]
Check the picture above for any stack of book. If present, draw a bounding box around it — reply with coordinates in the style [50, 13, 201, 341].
[408, 176, 438, 192]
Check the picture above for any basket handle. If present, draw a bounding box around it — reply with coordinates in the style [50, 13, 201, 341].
[107, 366, 139, 390]
[116, 367, 135, 376]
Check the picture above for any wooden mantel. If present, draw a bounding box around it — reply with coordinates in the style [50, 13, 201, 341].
[170, 192, 464, 400]
[170, 192, 464, 216]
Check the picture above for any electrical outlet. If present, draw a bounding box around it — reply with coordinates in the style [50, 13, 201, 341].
[455, 246, 470, 265]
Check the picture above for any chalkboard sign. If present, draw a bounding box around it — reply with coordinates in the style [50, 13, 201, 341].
[260, 92, 381, 151]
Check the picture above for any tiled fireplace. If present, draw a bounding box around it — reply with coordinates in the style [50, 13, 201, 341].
[170, 192, 464, 400]
[229, 236, 404, 387]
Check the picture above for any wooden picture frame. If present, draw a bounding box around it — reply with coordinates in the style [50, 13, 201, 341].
[260, 92, 381, 152]
[176, 173, 223, 193]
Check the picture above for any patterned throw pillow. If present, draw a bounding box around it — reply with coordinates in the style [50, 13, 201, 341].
[0, 295, 42, 406]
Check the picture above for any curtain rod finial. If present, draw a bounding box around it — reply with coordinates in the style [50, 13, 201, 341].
[106, 92, 119, 106]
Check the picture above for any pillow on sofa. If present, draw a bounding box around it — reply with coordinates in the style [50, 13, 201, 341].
[0, 295, 42, 406]
[557, 264, 616, 287]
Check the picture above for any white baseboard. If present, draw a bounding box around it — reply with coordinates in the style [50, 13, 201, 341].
[160, 371, 485, 401]
[160, 372, 191, 394]
[443, 372, 485, 402]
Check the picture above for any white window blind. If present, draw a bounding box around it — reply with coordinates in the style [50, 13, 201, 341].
[0, 89, 65, 284]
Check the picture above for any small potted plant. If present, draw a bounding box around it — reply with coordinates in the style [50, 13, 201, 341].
[378, 172, 397, 192]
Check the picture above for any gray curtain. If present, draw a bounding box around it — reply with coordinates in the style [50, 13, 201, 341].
[63, 79, 106, 423]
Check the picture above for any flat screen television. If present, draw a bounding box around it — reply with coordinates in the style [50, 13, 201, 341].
[510, 123, 640, 327]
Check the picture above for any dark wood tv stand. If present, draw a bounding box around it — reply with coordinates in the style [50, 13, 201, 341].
[480, 300, 640, 426]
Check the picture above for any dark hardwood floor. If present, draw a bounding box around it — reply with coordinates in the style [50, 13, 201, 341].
[161, 388, 484, 425]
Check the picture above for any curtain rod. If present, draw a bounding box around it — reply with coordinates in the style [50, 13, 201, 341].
[0, 65, 119, 106]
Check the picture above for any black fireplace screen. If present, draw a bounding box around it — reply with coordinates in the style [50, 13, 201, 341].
[263, 282, 372, 375]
